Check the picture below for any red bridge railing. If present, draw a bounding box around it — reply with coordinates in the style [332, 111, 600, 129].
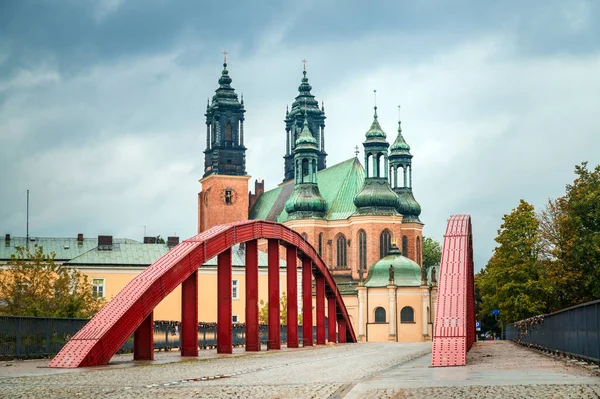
[50, 220, 356, 368]
[432, 214, 475, 367]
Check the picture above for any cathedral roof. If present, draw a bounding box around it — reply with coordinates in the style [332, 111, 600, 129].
[364, 245, 421, 287]
[249, 157, 365, 222]
[395, 187, 422, 223]
[390, 121, 411, 157]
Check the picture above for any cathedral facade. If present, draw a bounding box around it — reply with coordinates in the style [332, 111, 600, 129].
[198, 60, 437, 342]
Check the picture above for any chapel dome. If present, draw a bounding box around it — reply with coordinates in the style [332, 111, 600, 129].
[364, 244, 421, 287]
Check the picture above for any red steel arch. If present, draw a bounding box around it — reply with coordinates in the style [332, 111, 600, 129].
[50, 220, 356, 368]
[431, 214, 475, 367]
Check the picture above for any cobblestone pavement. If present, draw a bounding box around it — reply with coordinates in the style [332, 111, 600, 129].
[1, 341, 598, 398]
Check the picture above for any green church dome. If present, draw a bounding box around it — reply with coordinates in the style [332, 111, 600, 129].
[365, 107, 387, 140]
[364, 245, 422, 287]
[295, 115, 317, 147]
[390, 121, 411, 156]
[353, 178, 400, 215]
[284, 183, 328, 218]
[395, 187, 422, 223]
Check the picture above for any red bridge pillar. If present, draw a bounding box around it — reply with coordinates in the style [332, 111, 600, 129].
[217, 248, 232, 354]
[315, 274, 326, 345]
[338, 319, 347, 343]
[287, 246, 298, 348]
[181, 271, 198, 357]
[328, 296, 337, 343]
[245, 239, 260, 351]
[133, 311, 154, 360]
[268, 239, 281, 350]
[302, 257, 313, 347]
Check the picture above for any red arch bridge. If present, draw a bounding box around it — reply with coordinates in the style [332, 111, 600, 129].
[50, 220, 357, 368]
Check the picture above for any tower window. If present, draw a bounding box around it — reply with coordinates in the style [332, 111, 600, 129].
[318, 233, 323, 256]
[402, 235, 408, 257]
[358, 230, 367, 271]
[336, 234, 347, 268]
[380, 229, 391, 259]
[225, 189, 233, 205]
[225, 123, 233, 145]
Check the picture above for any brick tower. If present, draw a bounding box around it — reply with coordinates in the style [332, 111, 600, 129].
[198, 57, 250, 233]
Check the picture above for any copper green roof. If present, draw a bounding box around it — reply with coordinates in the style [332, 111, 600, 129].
[353, 178, 400, 216]
[364, 245, 422, 287]
[365, 107, 387, 140]
[249, 157, 365, 222]
[390, 121, 411, 156]
[295, 115, 317, 147]
[395, 187, 422, 223]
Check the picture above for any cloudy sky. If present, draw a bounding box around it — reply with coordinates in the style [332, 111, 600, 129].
[1, 0, 599, 271]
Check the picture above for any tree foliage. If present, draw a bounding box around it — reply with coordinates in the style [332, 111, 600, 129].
[422, 236, 442, 268]
[259, 291, 288, 325]
[0, 245, 104, 318]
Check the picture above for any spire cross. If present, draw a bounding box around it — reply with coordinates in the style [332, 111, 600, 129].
[374, 89, 377, 107]
[222, 50, 228, 63]
[398, 105, 401, 121]
[302, 58, 307, 71]
[354, 145, 360, 157]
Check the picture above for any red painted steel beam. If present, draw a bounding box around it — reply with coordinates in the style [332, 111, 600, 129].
[316, 274, 326, 345]
[217, 248, 232, 354]
[327, 296, 337, 343]
[245, 239, 260, 351]
[49, 220, 356, 368]
[133, 312, 154, 361]
[268, 239, 281, 350]
[302, 257, 313, 347]
[286, 246, 299, 348]
[431, 214, 475, 367]
[181, 271, 198, 357]
[338, 319, 347, 343]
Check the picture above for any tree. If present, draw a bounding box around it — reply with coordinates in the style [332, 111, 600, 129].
[476, 200, 549, 324]
[0, 245, 104, 318]
[422, 236, 442, 268]
[259, 291, 287, 325]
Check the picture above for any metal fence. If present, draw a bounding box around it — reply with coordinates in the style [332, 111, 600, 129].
[506, 299, 600, 364]
[0, 316, 323, 359]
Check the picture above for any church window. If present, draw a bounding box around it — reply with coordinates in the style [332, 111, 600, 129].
[225, 189, 233, 205]
[336, 234, 347, 268]
[225, 123, 233, 145]
[401, 306, 414, 323]
[416, 236, 421, 266]
[318, 233, 323, 256]
[358, 230, 367, 271]
[301, 159, 309, 183]
[402, 235, 408, 257]
[374, 307, 386, 323]
[380, 230, 391, 259]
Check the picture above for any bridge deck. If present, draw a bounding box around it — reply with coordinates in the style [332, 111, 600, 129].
[2, 342, 598, 398]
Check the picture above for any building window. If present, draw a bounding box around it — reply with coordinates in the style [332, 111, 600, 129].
[232, 279, 239, 300]
[416, 236, 421, 266]
[401, 306, 414, 323]
[336, 234, 347, 268]
[225, 122, 233, 144]
[402, 235, 408, 257]
[92, 278, 105, 298]
[232, 314, 239, 323]
[318, 233, 323, 256]
[358, 230, 367, 271]
[225, 189, 232, 205]
[380, 229, 391, 259]
[374, 307, 386, 323]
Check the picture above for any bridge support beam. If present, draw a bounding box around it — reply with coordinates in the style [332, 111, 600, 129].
[245, 239, 260, 351]
[133, 311, 154, 360]
[181, 271, 198, 357]
[302, 257, 313, 347]
[286, 246, 298, 348]
[217, 248, 232, 354]
[338, 319, 347, 343]
[268, 239, 281, 350]
[328, 296, 337, 343]
[316, 274, 326, 345]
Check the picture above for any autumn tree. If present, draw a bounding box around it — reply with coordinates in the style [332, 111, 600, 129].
[476, 200, 549, 324]
[259, 291, 288, 325]
[0, 245, 104, 318]
[422, 236, 442, 268]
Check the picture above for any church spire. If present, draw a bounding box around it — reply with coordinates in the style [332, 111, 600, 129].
[283, 61, 327, 182]
[203, 57, 247, 177]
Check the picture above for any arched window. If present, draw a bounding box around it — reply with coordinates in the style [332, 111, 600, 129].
[358, 230, 367, 271]
[380, 230, 391, 259]
[401, 306, 414, 323]
[301, 159, 309, 183]
[336, 234, 347, 268]
[225, 123, 233, 144]
[402, 235, 408, 257]
[416, 236, 421, 266]
[301, 233, 308, 242]
[318, 233, 323, 256]
[374, 307, 386, 323]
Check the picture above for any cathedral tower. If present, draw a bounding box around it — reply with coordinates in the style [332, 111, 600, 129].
[198, 58, 250, 233]
[283, 66, 326, 182]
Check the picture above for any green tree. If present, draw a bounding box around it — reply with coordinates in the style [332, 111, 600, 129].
[476, 200, 549, 324]
[0, 245, 104, 318]
[422, 236, 442, 268]
[259, 291, 288, 325]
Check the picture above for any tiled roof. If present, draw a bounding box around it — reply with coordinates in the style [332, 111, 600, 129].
[0, 237, 136, 261]
[250, 157, 365, 222]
